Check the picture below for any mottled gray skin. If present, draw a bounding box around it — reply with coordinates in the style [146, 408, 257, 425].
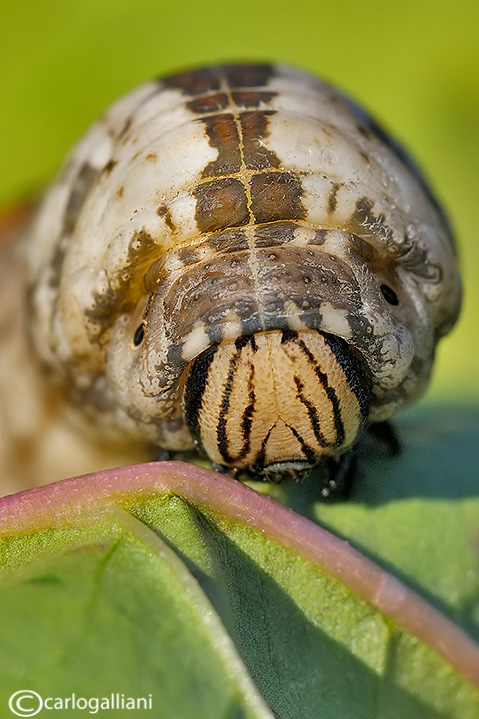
[24, 64, 461, 454]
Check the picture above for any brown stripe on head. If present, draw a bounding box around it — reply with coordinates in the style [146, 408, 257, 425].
[221, 64, 275, 88]
[254, 222, 296, 247]
[328, 182, 342, 213]
[187, 89, 276, 115]
[162, 67, 222, 95]
[156, 204, 176, 231]
[206, 227, 250, 253]
[62, 162, 101, 237]
[250, 172, 306, 223]
[307, 229, 329, 246]
[187, 93, 229, 114]
[81, 227, 164, 345]
[48, 161, 101, 293]
[201, 114, 242, 176]
[240, 111, 281, 170]
[232, 90, 276, 108]
[200, 109, 280, 176]
[160, 63, 274, 98]
[194, 178, 249, 232]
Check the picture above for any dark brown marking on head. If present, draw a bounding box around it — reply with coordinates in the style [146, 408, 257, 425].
[280, 328, 298, 343]
[201, 114, 242, 177]
[216, 340, 244, 464]
[84, 285, 119, 329]
[327, 182, 341, 213]
[221, 64, 274, 88]
[238, 384, 256, 459]
[252, 426, 273, 470]
[206, 228, 249, 253]
[350, 196, 394, 245]
[240, 111, 281, 170]
[124, 229, 163, 284]
[116, 186, 124, 199]
[288, 332, 347, 448]
[254, 221, 296, 247]
[145, 152, 158, 161]
[294, 375, 329, 447]
[62, 162, 100, 238]
[250, 172, 306, 224]
[321, 333, 371, 423]
[82, 230, 163, 344]
[359, 150, 370, 164]
[102, 159, 117, 175]
[285, 424, 317, 463]
[222, 338, 258, 463]
[187, 92, 229, 114]
[232, 90, 276, 108]
[194, 178, 249, 232]
[177, 248, 201, 265]
[308, 229, 328, 245]
[183, 343, 219, 447]
[349, 233, 383, 263]
[118, 115, 133, 141]
[157, 204, 175, 231]
[356, 123, 371, 139]
[162, 67, 221, 95]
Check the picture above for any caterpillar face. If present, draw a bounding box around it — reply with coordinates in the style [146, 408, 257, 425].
[183, 330, 370, 477]
[25, 63, 461, 481]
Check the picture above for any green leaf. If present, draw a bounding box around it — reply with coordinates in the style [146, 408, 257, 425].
[0, 406, 478, 719]
[287, 402, 479, 635]
[0, 508, 272, 719]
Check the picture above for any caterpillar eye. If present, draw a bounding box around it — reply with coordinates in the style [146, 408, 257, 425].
[133, 322, 146, 346]
[380, 284, 399, 306]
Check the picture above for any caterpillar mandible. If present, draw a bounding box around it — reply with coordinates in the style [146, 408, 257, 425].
[2, 63, 461, 494]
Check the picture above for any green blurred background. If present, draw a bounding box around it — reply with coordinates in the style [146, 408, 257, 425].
[1, 0, 477, 400]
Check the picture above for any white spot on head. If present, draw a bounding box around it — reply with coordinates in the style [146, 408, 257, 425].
[222, 312, 244, 341]
[166, 192, 199, 241]
[292, 226, 317, 246]
[181, 323, 211, 361]
[284, 301, 308, 329]
[320, 302, 353, 339]
[320, 230, 352, 258]
[88, 132, 114, 169]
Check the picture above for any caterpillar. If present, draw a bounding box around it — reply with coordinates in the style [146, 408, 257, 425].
[1, 63, 461, 493]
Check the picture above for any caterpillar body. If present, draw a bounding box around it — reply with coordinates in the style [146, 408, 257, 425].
[4, 64, 461, 492]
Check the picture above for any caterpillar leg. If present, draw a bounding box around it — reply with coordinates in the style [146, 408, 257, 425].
[321, 451, 360, 500]
[367, 421, 401, 456]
